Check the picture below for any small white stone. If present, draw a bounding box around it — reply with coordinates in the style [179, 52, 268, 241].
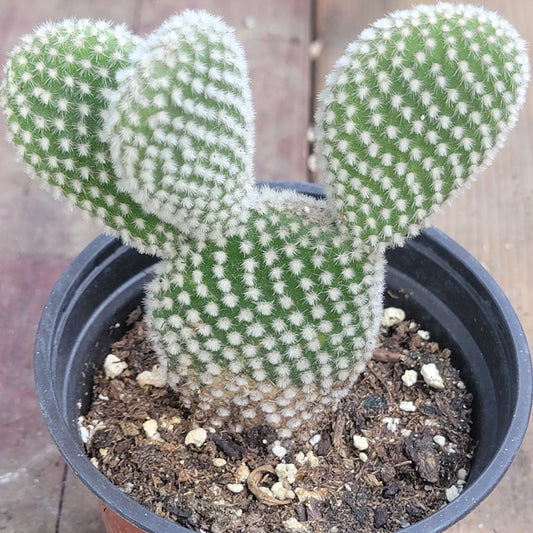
[103, 354, 127, 379]
[227, 483, 244, 494]
[271, 481, 295, 500]
[213, 458, 227, 467]
[306, 451, 319, 468]
[456, 380, 466, 390]
[417, 329, 430, 340]
[142, 419, 158, 439]
[283, 517, 308, 532]
[445, 485, 460, 502]
[402, 369, 418, 387]
[276, 463, 298, 484]
[136, 365, 166, 387]
[446, 443, 458, 454]
[79, 425, 92, 444]
[235, 463, 251, 482]
[359, 452, 368, 462]
[433, 435, 446, 447]
[122, 482, 134, 494]
[271, 440, 288, 458]
[295, 451, 307, 465]
[421, 363, 445, 389]
[457, 468, 468, 481]
[309, 434, 322, 446]
[353, 435, 369, 451]
[382, 307, 406, 327]
[400, 429, 412, 438]
[382, 417, 400, 432]
[185, 428, 207, 448]
[295, 487, 325, 502]
[399, 401, 417, 412]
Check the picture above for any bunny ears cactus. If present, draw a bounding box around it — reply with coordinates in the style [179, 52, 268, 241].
[1, 4, 528, 437]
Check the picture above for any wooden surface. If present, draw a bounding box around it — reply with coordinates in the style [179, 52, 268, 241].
[0, 1, 531, 532]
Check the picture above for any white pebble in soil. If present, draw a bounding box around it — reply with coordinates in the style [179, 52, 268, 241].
[271, 481, 295, 501]
[227, 483, 244, 494]
[308, 434, 321, 446]
[185, 427, 207, 448]
[417, 329, 430, 340]
[235, 463, 251, 482]
[306, 450, 319, 468]
[433, 435, 446, 447]
[283, 517, 308, 532]
[420, 363, 445, 389]
[103, 354, 127, 379]
[142, 419, 159, 439]
[271, 440, 288, 458]
[445, 485, 461, 502]
[399, 401, 416, 412]
[382, 417, 400, 432]
[136, 365, 166, 387]
[276, 463, 298, 484]
[353, 435, 369, 451]
[401, 369, 418, 387]
[381, 307, 406, 327]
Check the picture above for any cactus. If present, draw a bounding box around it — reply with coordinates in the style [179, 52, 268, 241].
[1, 5, 528, 438]
[316, 4, 529, 251]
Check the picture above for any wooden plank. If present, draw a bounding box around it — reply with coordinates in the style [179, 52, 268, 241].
[59, 469, 104, 532]
[314, 2, 533, 532]
[0, 254, 73, 533]
[0, 4, 143, 531]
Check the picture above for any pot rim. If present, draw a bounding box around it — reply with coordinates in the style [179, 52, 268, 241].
[34, 213, 532, 532]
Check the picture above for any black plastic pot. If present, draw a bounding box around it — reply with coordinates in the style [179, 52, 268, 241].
[35, 182, 532, 533]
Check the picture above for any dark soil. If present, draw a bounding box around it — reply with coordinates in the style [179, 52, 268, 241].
[80, 308, 474, 533]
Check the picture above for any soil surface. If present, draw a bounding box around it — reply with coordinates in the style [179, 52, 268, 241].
[80, 308, 474, 533]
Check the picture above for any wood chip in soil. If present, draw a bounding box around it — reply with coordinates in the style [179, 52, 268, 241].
[80, 309, 475, 533]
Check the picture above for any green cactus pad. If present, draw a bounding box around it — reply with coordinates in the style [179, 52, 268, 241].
[145, 189, 385, 435]
[1, 19, 177, 257]
[316, 3, 529, 251]
[105, 11, 255, 239]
